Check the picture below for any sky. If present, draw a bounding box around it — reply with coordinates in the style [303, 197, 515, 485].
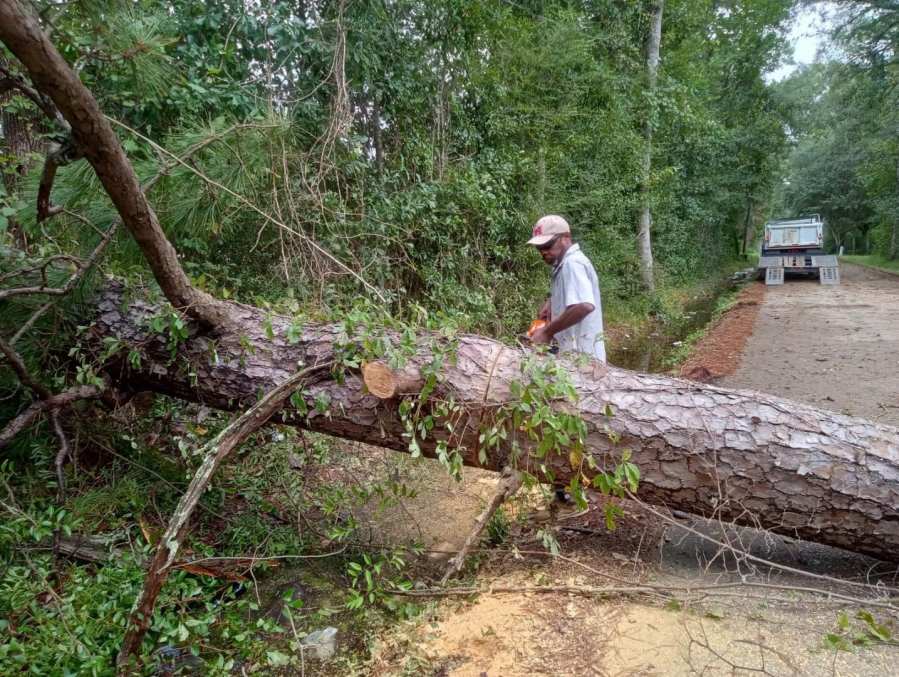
[766, 2, 838, 82]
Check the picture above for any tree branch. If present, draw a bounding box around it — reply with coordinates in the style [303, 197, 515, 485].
[0, 335, 51, 399]
[0, 219, 117, 301]
[0, 384, 104, 450]
[0, 61, 66, 127]
[50, 409, 71, 499]
[440, 466, 522, 585]
[117, 361, 332, 669]
[0, 254, 82, 285]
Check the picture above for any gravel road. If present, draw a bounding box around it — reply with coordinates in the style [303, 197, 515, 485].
[721, 262, 899, 427]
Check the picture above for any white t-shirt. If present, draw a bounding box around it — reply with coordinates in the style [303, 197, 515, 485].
[550, 243, 606, 362]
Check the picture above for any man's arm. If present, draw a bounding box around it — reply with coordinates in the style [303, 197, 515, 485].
[531, 302, 594, 345]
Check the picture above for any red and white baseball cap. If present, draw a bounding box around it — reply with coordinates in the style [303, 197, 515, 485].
[527, 214, 570, 246]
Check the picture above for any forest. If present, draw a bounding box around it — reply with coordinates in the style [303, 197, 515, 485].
[1, 0, 898, 674]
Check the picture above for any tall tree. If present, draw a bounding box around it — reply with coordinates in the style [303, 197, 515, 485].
[781, 1, 899, 257]
[636, 0, 664, 293]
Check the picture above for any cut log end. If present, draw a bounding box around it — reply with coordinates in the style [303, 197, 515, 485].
[362, 361, 422, 399]
[362, 361, 398, 398]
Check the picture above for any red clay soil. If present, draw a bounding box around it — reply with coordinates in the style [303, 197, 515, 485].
[678, 281, 766, 383]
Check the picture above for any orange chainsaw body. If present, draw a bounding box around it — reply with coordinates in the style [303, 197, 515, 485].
[527, 319, 547, 338]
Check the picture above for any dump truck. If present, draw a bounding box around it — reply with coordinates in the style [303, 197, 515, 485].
[757, 215, 839, 285]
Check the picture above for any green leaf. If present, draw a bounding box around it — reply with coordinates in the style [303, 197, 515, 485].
[266, 650, 291, 666]
[286, 321, 302, 344]
[837, 612, 850, 630]
[856, 611, 892, 641]
[290, 390, 308, 415]
[603, 502, 624, 531]
[624, 462, 640, 493]
[824, 633, 850, 652]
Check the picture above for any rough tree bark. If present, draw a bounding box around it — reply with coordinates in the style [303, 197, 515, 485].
[636, 0, 664, 293]
[90, 283, 899, 562]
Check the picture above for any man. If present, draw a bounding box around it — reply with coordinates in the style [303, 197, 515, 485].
[528, 214, 606, 363]
[528, 214, 606, 513]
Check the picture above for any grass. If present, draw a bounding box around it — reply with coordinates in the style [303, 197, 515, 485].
[841, 254, 899, 275]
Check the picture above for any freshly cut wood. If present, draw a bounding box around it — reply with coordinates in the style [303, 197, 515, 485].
[362, 360, 422, 399]
[89, 283, 899, 561]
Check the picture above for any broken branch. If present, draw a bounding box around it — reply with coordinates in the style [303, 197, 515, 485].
[440, 466, 522, 585]
[0, 384, 104, 450]
[116, 361, 332, 669]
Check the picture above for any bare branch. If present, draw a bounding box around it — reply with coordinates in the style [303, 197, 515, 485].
[626, 490, 899, 595]
[36, 152, 59, 222]
[440, 465, 522, 585]
[117, 361, 333, 668]
[0, 335, 51, 399]
[0, 384, 104, 450]
[50, 409, 70, 499]
[10, 300, 53, 347]
[0, 254, 82, 285]
[0, 61, 66, 127]
[0, 219, 117, 300]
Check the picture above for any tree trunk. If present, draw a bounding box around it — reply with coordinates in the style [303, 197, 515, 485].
[636, 0, 664, 293]
[891, 157, 899, 260]
[1, 53, 42, 250]
[741, 195, 753, 258]
[89, 283, 899, 562]
[372, 95, 384, 178]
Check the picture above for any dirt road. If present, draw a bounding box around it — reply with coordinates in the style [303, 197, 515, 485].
[369, 262, 899, 676]
[721, 263, 899, 426]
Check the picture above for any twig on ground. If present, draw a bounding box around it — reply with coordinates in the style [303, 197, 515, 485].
[626, 490, 899, 595]
[440, 465, 522, 585]
[684, 619, 780, 676]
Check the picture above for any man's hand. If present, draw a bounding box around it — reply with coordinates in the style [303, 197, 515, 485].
[531, 303, 593, 347]
[530, 325, 552, 345]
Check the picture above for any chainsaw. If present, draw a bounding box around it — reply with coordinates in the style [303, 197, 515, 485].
[522, 319, 558, 353]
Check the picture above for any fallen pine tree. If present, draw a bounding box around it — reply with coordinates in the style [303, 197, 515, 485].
[3, 5, 899, 665]
[89, 282, 899, 563]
